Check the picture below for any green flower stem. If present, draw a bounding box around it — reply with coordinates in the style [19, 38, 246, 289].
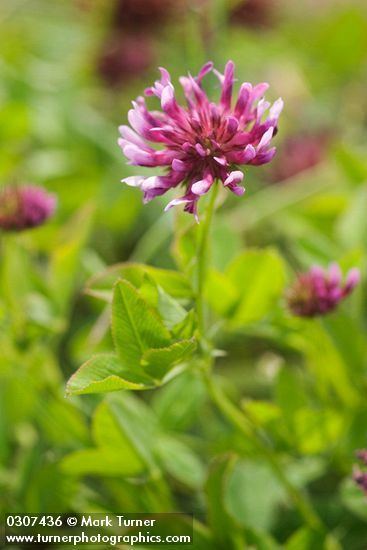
[203, 370, 323, 532]
[196, 182, 219, 337]
[194, 184, 323, 532]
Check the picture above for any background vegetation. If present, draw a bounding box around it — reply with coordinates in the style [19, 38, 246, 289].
[1, 0, 367, 548]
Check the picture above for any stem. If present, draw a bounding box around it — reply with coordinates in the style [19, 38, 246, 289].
[196, 183, 218, 336]
[204, 371, 323, 532]
[193, 184, 323, 532]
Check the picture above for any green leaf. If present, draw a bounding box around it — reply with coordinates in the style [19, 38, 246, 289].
[275, 367, 308, 444]
[1, 236, 33, 332]
[157, 286, 188, 329]
[138, 273, 160, 308]
[275, 367, 307, 420]
[293, 408, 344, 454]
[66, 354, 156, 395]
[172, 224, 197, 273]
[141, 339, 197, 380]
[140, 266, 193, 298]
[86, 263, 192, 301]
[226, 249, 286, 325]
[323, 535, 343, 550]
[61, 399, 148, 478]
[335, 145, 367, 185]
[135, 275, 190, 331]
[340, 478, 367, 522]
[285, 528, 326, 550]
[241, 399, 281, 425]
[61, 448, 142, 477]
[295, 321, 359, 405]
[245, 528, 281, 550]
[224, 460, 285, 531]
[49, 204, 94, 313]
[337, 186, 367, 248]
[285, 528, 342, 550]
[92, 402, 145, 472]
[107, 393, 160, 476]
[322, 313, 366, 379]
[171, 309, 196, 340]
[313, 9, 367, 80]
[286, 457, 326, 489]
[152, 371, 206, 431]
[211, 221, 242, 270]
[156, 435, 205, 489]
[37, 396, 90, 446]
[112, 280, 171, 367]
[21, 461, 76, 513]
[206, 269, 238, 316]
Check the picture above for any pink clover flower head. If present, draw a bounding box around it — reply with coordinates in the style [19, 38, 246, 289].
[0, 185, 56, 232]
[118, 60, 283, 219]
[287, 263, 360, 317]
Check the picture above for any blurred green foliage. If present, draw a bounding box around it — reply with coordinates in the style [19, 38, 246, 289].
[1, 0, 367, 548]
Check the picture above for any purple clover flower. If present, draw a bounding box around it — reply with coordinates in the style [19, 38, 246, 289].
[118, 61, 283, 219]
[287, 263, 360, 317]
[0, 185, 56, 232]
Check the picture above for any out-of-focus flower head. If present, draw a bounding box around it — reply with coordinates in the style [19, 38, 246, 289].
[269, 132, 330, 183]
[97, 34, 154, 86]
[113, 0, 183, 31]
[287, 263, 360, 317]
[97, 0, 185, 88]
[0, 185, 56, 232]
[353, 449, 367, 496]
[230, 0, 276, 30]
[118, 61, 283, 219]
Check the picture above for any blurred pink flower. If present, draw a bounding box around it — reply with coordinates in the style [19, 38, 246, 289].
[97, 34, 154, 86]
[0, 185, 56, 232]
[98, 0, 186, 88]
[287, 263, 360, 317]
[118, 61, 283, 219]
[269, 132, 330, 182]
